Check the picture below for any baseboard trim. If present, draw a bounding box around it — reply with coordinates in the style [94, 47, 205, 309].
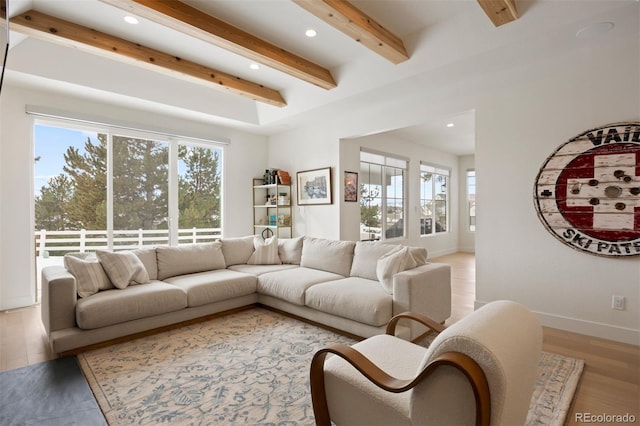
[474, 299, 639, 346]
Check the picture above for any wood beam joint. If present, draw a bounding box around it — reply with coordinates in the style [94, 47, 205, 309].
[292, 0, 409, 64]
[476, 0, 518, 27]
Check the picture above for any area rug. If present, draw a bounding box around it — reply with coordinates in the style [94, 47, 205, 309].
[78, 308, 583, 425]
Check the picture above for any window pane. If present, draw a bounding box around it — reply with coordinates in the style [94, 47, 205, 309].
[112, 135, 169, 248]
[419, 171, 432, 236]
[385, 167, 404, 239]
[359, 162, 382, 241]
[178, 144, 222, 243]
[34, 124, 108, 254]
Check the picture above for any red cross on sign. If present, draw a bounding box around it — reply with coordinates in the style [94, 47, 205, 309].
[534, 122, 640, 257]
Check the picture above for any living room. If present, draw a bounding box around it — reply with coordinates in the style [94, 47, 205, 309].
[0, 0, 638, 424]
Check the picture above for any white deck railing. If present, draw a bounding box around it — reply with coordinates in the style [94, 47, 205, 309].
[34, 227, 222, 257]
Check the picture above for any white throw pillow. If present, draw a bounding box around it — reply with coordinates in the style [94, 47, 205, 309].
[350, 241, 400, 281]
[64, 254, 113, 298]
[96, 250, 150, 289]
[247, 236, 282, 265]
[376, 246, 408, 294]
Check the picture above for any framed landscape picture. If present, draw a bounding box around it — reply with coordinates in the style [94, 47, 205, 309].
[344, 171, 358, 202]
[297, 167, 332, 205]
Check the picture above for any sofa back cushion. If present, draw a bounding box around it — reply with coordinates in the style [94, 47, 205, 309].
[300, 237, 355, 277]
[156, 242, 226, 280]
[405, 247, 428, 269]
[221, 236, 255, 266]
[132, 248, 158, 280]
[278, 236, 303, 264]
[350, 241, 401, 281]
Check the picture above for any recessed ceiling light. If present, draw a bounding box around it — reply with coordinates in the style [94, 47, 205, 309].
[446, 123, 455, 128]
[305, 29, 317, 38]
[249, 63, 260, 70]
[576, 22, 614, 39]
[123, 16, 139, 25]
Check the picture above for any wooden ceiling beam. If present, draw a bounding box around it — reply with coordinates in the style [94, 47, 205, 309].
[99, 0, 336, 90]
[0, 5, 286, 107]
[292, 0, 408, 64]
[476, 0, 518, 27]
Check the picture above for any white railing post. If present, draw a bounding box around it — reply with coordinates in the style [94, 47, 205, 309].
[39, 229, 46, 258]
[138, 228, 143, 248]
[80, 229, 86, 253]
[192, 227, 197, 243]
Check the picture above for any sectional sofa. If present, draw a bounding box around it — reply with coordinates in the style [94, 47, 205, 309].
[41, 236, 451, 354]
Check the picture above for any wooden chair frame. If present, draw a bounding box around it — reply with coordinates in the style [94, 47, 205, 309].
[310, 312, 491, 426]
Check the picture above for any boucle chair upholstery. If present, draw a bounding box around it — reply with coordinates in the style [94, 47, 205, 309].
[310, 300, 542, 426]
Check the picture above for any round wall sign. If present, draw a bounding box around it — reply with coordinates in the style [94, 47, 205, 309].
[534, 122, 640, 257]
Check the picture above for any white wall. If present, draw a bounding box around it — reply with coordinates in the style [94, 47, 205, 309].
[0, 84, 268, 310]
[458, 155, 475, 253]
[268, 27, 639, 344]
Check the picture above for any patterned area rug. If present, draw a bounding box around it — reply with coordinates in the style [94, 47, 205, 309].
[78, 308, 583, 425]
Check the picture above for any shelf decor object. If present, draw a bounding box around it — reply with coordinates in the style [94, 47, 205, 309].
[533, 122, 640, 257]
[297, 167, 332, 205]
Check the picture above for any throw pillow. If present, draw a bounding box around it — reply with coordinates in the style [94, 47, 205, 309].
[247, 236, 282, 265]
[278, 236, 303, 264]
[63, 254, 112, 298]
[376, 246, 408, 294]
[350, 241, 400, 281]
[96, 250, 150, 289]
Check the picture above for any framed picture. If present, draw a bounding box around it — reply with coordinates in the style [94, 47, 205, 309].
[344, 171, 358, 202]
[297, 167, 332, 205]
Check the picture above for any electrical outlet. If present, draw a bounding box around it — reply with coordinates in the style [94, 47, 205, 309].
[612, 295, 625, 311]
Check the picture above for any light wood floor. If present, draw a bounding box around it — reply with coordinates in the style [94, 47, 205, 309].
[1, 252, 638, 424]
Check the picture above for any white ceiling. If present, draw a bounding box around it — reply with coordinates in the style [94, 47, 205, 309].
[2, 0, 638, 156]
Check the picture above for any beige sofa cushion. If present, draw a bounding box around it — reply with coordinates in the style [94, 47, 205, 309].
[75, 281, 187, 329]
[305, 277, 392, 326]
[301, 237, 355, 276]
[156, 242, 226, 280]
[63, 254, 113, 298]
[96, 250, 150, 289]
[350, 241, 400, 281]
[278, 237, 303, 264]
[221, 236, 255, 266]
[132, 248, 158, 280]
[228, 264, 298, 276]
[257, 267, 344, 305]
[163, 269, 257, 307]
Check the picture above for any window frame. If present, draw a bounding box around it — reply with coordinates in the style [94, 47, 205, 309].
[359, 150, 408, 241]
[33, 118, 225, 250]
[419, 162, 450, 236]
